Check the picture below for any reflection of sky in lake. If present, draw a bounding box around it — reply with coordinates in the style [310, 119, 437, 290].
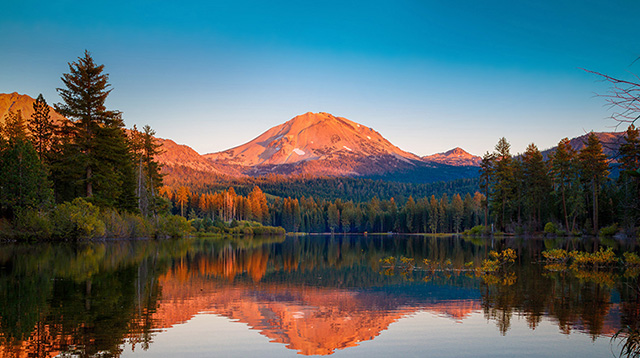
[122, 311, 613, 358]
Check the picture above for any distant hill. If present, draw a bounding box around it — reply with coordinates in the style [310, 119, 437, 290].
[0, 92, 66, 128]
[540, 132, 627, 160]
[422, 147, 481, 166]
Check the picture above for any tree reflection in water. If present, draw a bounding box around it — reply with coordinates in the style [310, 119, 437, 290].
[0, 235, 637, 356]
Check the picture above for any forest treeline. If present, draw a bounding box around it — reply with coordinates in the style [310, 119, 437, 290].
[478, 131, 639, 236]
[0, 51, 190, 240]
[162, 168, 480, 202]
[163, 184, 486, 234]
[162, 126, 640, 236]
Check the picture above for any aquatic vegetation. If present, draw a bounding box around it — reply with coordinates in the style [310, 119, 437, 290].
[624, 252, 640, 266]
[478, 248, 516, 273]
[570, 247, 619, 268]
[612, 326, 640, 358]
[541, 248, 570, 263]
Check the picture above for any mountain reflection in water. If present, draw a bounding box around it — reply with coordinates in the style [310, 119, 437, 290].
[0, 235, 638, 357]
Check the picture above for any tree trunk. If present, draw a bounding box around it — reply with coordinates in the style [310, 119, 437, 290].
[593, 179, 598, 233]
[86, 166, 92, 197]
[561, 185, 569, 233]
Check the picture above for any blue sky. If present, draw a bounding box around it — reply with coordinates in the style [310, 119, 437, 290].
[1, 0, 639, 156]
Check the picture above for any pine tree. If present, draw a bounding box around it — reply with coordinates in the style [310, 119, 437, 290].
[618, 125, 640, 228]
[0, 138, 53, 217]
[521, 143, 550, 231]
[55, 50, 119, 199]
[452, 193, 464, 233]
[130, 125, 164, 216]
[176, 186, 190, 217]
[479, 151, 494, 227]
[28, 94, 55, 161]
[1, 110, 28, 141]
[550, 138, 579, 232]
[327, 203, 340, 233]
[578, 133, 609, 233]
[428, 195, 438, 233]
[491, 137, 515, 231]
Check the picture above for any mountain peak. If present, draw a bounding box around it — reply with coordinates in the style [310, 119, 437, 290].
[205, 112, 421, 173]
[423, 147, 481, 166]
[444, 147, 469, 156]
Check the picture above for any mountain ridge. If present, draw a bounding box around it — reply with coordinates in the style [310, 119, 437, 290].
[6, 93, 625, 185]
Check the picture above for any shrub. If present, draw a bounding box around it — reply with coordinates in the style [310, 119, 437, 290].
[599, 223, 619, 237]
[101, 209, 153, 238]
[623, 252, 640, 266]
[542, 248, 569, 263]
[14, 208, 52, 239]
[464, 225, 488, 236]
[570, 247, 619, 268]
[544, 222, 560, 235]
[51, 198, 106, 240]
[157, 215, 192, 238]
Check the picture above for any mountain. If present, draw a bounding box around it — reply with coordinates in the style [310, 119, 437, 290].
[423, 147, 481, 166]
[541, 132, 626, 159]
[206, 112, 421, 166]
[0, 92, 66, 126]
[155, 137, 243, 176]
[203, 112, 479, 181]
[204, 112, 428, 177]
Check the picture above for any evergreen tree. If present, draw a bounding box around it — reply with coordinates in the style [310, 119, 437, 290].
[521, 143, 550, 231]
[618, 125, 640, 229]
[327, 203, 340, 233]
[130, 125, 164, 216]
[55, 50, 120, 199]
[578, 133, 609, 233]
[452, 193, 464, 233]
[550, 138, 578, 232]
[0, 138, 53, 217]
[28, 94, 55, 161]
[428, 195, 438, 233]
[491, 137, 515, 231]
[479, 151, 494, 227]
[1, 110, 28, 141]
[176, 186, 190, 217]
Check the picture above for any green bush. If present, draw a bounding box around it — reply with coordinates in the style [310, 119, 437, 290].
[544, 222, 560, 235]
[464, 225, 488, 236]
[599, 223, 619, 237]
[51, 198, 106, 240]
[101, 208, 153, 238]
[14, 208, 52, 239]
[157, 215, 192, 238]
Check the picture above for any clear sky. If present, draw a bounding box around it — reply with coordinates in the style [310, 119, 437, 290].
[1, 0, 639, 156]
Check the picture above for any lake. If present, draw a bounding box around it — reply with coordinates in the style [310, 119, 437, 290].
[1, 234, 638, 357]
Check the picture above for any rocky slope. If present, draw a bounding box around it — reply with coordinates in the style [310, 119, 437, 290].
[203, 112, 480, 179]
[0, 92, 66, 126]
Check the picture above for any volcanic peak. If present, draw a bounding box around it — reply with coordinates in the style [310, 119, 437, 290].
[205, 112, 421, 168]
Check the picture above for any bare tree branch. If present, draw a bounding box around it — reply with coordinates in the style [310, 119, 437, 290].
[582, 68, 640, 130]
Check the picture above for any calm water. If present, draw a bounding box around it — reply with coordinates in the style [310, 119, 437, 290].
[1, 234, 639, 357]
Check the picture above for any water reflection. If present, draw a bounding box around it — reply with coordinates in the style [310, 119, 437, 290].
[0, 235, 638, 357]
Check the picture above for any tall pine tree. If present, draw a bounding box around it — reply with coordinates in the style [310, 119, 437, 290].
[28, 94, 55, 162]
[578, 133, 609, 233]
[54, 51, 136, 210]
